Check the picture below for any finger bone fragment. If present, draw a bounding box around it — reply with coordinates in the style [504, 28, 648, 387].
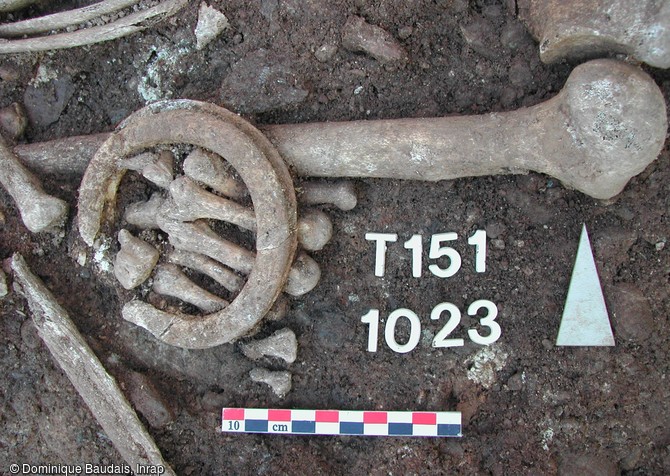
[249, 368, 292, 398]
[122, 151, 174, 188]
[160, 218, 319, 297]
[152, 264, 228, 313]
[168, 249, 243, 293]
[113, 229, 159, 290]
[183, 148, 247, 200]
[124, 193, 165, 229]
[165, 176, 256, 230]
[0, 103, 28, 140]
[299, 181, 357, 211]
[0, 133, 68, 233]
[159, 218, 255, 275]
[240, 328, 298, 364]
[297, 209, 333, 251]
[517, 0, 670, 68]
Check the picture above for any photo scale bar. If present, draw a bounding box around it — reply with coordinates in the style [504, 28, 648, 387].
[222, 408, 462, 437]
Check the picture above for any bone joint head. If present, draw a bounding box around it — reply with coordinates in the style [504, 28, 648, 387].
[113, 229, 159, 290]
[519, 0, 670, 68]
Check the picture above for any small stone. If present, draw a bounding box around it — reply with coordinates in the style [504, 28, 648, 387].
[491, 239, 505, 250]
[221, 49, 309, 114]
[655, 240, 666, 251]
[398, 26, 413, 40]
[0, 268, 7, 298]
[113, 229, 159, 290]
[506, 373, 524, 391]
[342, 16, 408, 64]
[23, 76, 75, 128]
[0, 64, 19, 82]
[249, 368, 292, 397]
[485, 222, 507, 239]
[125, 371, 174, 428]
[240, 328, 298, 364]
[500, 21, 530, 51]
[508, 57, 533, 88]
[20, 318, 40, 349]
[609, 283, 654, 342]
[558, 453, 618, 476]
[200, 390, 226, 412]
[314, 44, 338, 62]
[460, 17, 499, 59]
[194, 3, 230, 50]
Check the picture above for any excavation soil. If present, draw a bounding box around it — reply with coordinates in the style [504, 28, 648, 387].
[1, 1, 669, 475]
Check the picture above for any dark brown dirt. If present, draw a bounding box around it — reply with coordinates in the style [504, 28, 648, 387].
[1, 1, 669, 475]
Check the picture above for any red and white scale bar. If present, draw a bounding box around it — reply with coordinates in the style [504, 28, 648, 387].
[222, 408, 462, 437]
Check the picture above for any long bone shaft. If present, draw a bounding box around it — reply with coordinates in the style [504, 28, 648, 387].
[12, 60, 667, 201]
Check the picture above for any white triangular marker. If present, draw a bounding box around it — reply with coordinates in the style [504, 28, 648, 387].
[556, 224, 615, 346]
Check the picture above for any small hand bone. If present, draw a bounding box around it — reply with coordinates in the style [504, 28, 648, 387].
[168, 249, 243, 293]
[124, 193, 165, 229]
[121, 151, 174, 188]
[113, 229, 159, 290]
[183, 148, 248, 199]
[152, 264, 228, 313]
[240, 328, 298, 364]
[517, 0, 670, 68]
[299, 181, 357, 211]
[249, 368, 292, 398]
[165, 176, 256, 230]
[0, 133, 68, 233]
[158, 218, 319, 296]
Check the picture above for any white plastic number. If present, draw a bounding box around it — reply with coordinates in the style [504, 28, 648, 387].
[360, 309, 380, 352]
[467, 299, 501, 345]
[431, 302, 465, 348]
[385, 308, 421, 353]
[428, 233, 461, 278]
[468, 229, 487, 273]
[403, 234, 423, 277]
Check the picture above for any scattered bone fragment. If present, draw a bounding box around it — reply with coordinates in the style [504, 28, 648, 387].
[10, 254, 175, 475]
[195, 2, 230, 50]
[153, 264, 228, 313]
[124, 370, 174, 429]
[113, 229, 159, 290]
[165, 176, 256, 230]
[298, 181, 357, 211]
[141, 150, 174, 189]
[0, 0, 36, 12]
[342, 16, 408, 64]
[240, 328, 298, 364]
[0, 103, 28, 140]
[249, 368, 292, 398]
[0, 0, 189, 54]
[0, 133, 68, 233]
[297, 209, 333, 251]
[168, 249, 243, 293]
[517, 0, 670, 68]
[124, 193, 165, 229]
[285, 252, 321, 297]
[0, 268, 7, 298]
[183, 148, 247, 199]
